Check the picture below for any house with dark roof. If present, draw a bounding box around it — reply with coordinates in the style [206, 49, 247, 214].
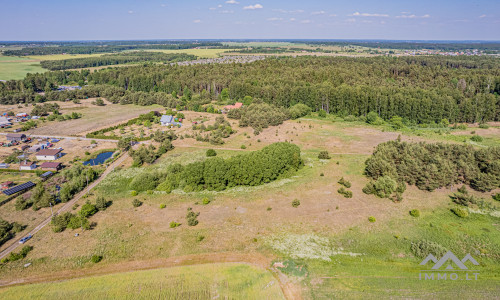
[36, 148, 63, 160]
[6, 133, 26, 142]
[40, 162, 62, 171]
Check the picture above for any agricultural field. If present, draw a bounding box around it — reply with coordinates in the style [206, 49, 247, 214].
[0, 263, 285, 299]
[0, 99, 164, 137]
[0, 56, 46, 81]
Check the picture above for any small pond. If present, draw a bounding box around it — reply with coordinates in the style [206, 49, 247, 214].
[83, 151, 114, 166]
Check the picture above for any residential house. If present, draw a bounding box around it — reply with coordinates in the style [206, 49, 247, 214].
[6, 133, 26, 142]
[19, 161, 36, 171]
[222, 102, 243, 113]
[35, 148, 63, 160]
[160, 115, 182, 127]
[1, 181, 14, 190]
[0, 117, 12, 127]
[40, 162, 62, 171]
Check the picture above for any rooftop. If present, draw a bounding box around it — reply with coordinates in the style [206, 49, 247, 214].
[36, 149, 62, 156]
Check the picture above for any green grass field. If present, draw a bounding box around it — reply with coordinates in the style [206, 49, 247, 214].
[0, 56, 46, 80]
[143, 48, 235, 58]
[0, 263, 284, 299]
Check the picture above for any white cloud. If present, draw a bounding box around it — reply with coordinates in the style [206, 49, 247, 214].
[290, 18, 296, 21]
[351, 12, 389, 17]
[160, 4, 166, 7]
[311, 11, 325, 15]
[226, 0, 239, 3]
[220, 10, 234, 14]
[395, 14, 430, 19]
[300, 20, 312, 24]
[243, 4, 263, 10]
[218, 4, 222, 8]
[479, 14, 486, 18]
[346, 18, 356, 23]
[329, 14, 337, 17]
[209, 7, 216, 10]
[193, 19, 202, 23]
[128, 10, 134, 14]
[267, 17, 284, 21]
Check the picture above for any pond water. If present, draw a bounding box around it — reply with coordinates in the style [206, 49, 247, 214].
[83, 151, 114, 166]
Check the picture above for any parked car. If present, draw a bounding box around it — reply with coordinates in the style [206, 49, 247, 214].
[19, 234, 32, 244]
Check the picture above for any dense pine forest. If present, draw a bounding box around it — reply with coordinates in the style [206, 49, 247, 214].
[1, 55, 499, 123]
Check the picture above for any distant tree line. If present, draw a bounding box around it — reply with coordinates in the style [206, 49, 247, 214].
[40, 52, 197, 71]
[3, 42, 224, 56]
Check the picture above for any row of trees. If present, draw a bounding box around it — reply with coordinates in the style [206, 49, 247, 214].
[3, 42, 223, 56]
[364, 139, 500, 193]
[40, 52, 197, 70]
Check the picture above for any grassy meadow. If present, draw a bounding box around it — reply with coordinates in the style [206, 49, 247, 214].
[0, 263, 285, 299]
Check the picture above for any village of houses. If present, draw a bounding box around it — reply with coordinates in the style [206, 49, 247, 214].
[0, 98, 245, 200]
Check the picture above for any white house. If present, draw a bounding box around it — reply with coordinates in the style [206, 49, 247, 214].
[35, 149, 63, 161]
[20, 161, 36, 171]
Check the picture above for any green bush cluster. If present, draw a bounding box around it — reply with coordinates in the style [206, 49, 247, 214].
[132, 199, 143, 207]
[90, 255, 103, 263]
[169, 221, 180, 228]
[228, 102, 290, 133]
[1, 246, 33, 264]
[0, 218, 25, 247]
[365, 140, 500, 192]
[337, 187, 353, 198]
[186, 208, 199, 226]
[470, 135, 484, 142]
[289, 103, 312, 119]
[451, 207, 469, 218]
[410, 240, 447, 258]
[164, 142, 303, 192]
[292, 199, 301, 208]
[409, 209, 421, 217]
[51, 212, 90, 232]
[206, 149, 217, 157]
[368, 216, 376, 223]
[318, 151, 331, 160]
[338, 177, 351, 188]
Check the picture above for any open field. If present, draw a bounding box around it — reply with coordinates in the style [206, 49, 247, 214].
[0, 262, 285, 299]
[0, 111, 498, 298]
[0, 57, 46, 80]
[141, 48, 235, 58]
[0, 99, 163, 136]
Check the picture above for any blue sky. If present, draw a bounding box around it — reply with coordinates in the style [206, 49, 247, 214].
[0, 0, 498, 41]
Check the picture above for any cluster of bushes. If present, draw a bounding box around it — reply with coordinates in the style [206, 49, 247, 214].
[228, 102, 290, 133]
[411, 240, 447, 258]
[1, 246, 33, 264]
[180, 142, 302, 191]
[129, 142, 173, 167]
[0, 218, 25, 247]
[59, 165, 101, 202]
[363, 175, 406, 201]
[318, 151, 331, 160]
[337, 177, 353, 198]
[149, 143, 302, 193]
[31, 103, 60, 116]
[15, 183, 55, 211]
[52, 197, 109, 232]
[186, 208, 199, 226]
[364, 140, 500, 193]
[289, 103, 312, 119]
[192, 116, 234, 145]
[46, 111, 82, 122]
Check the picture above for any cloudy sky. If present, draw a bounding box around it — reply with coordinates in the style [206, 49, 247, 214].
[0, 0, 498, 41]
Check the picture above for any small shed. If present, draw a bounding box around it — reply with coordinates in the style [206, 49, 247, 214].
[6, 133, 26, 142]
[36, 149, 63, 161]
[40, 162, 62, 171]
